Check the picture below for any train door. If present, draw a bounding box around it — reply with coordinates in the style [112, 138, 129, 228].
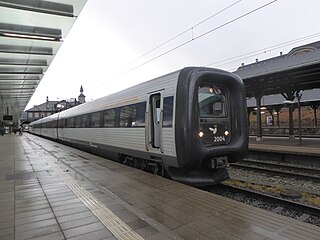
[146, 92, 163, 152]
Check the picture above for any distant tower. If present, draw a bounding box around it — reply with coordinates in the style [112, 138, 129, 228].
[78, 85, 86, 104]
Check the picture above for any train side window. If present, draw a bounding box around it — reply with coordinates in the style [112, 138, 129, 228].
[75, 116, 82, 128]
[135, 102, 146, 127]
[114, 108, 120, 127]
[163, 96, 174, 127]
[155, 100, 161, 124]
[82, 114, 91, 128]
[58, 119, 65, 128]
[103, 109, 115, 127]
[67, 117, 74, 128]
[91, 112, 101, 128]
[120, 105, 136, 127]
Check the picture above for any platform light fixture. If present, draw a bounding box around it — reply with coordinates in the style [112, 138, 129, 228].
[0, 23, 62, 42]
[253, 107, 267, 110]
[2, 32, 57, 41]
[0, 0, 74, 17]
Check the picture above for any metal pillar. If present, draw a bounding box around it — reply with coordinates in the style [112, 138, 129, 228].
[288, 104, 295, 140]
[255, 96, 263, 141]
[296, 91, 302, 145]
[314, 107, 318, 127]
[311, 104, 319, 127]
[273, 106, 282, 127]
[281, 92, 296, 141]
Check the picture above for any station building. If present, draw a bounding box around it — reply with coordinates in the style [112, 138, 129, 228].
[21, 85, 86, 125]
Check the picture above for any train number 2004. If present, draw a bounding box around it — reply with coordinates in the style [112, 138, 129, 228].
[213, 136, 226, 142]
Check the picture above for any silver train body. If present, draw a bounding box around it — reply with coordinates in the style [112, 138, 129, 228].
[30, 67, 248, 186]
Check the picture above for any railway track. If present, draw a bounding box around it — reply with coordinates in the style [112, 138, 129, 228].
[230, 158, 320, 182]
[208, 180, 320, 226]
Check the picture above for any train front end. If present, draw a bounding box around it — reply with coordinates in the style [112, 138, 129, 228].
[169, 67, 248, 186]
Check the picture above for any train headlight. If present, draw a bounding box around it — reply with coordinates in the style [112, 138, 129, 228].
[224, 130, 230, 136]
[199, 131, 204, 138]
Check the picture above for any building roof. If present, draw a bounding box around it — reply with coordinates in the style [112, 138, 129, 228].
[288, 41, 320, 54]
[0, 1, 88, 125]
[234, 40, 320, 97]
[26, 101, 58, 112]
[235, 42, 320, 79]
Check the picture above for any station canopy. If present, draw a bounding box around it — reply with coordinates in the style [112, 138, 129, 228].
[0, 0, 87, 125]
[234, 41, 320, 98]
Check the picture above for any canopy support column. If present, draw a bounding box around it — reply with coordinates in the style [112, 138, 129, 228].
[252, 91, 264, 142]
[282, 91, 297, 141]
[311, 103, 319, 127]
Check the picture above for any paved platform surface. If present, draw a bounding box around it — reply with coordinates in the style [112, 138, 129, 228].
[249, 136, 320, 156]
[1, 133, 320, 240]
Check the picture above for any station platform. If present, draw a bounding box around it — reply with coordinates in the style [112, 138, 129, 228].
[249, 136, 320, 156]
[1, 133, 320, 240]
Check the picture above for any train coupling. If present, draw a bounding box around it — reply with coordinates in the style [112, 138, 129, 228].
[211, 156, 228, 169]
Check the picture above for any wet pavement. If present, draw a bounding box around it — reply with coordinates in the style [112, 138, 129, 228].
[1, 133, 320, 240]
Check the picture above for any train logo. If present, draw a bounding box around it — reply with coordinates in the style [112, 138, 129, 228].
[209, 126, 218, 135]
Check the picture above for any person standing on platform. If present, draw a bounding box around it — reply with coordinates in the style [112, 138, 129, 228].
[18, 127, 22, 136]
[0, 125, 4, 136]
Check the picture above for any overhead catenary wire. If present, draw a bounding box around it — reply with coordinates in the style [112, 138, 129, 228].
[125, 0, 243, 66]
[88, 1, 243, 91]
[90, 0, 279, 92]
[137, 0, 279, 69]
[205, 32, 320, 69]
[194, 0, 278, 40]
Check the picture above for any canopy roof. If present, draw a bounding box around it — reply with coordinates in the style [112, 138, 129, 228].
[0, 0, 87, 125]
[234, 41, 320, 98]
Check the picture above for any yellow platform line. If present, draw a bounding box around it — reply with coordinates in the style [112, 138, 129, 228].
[46, 159, 144, 240]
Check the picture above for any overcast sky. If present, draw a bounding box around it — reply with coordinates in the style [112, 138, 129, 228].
[25, 0, 320, 109]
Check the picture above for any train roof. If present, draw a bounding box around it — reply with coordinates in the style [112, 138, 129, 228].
[31, 68, 182, 124]
[30, 66, 240, 125]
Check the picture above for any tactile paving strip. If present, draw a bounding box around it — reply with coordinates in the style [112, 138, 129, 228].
[46, 158, 144, 240]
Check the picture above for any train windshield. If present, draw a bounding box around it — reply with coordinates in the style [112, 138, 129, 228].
[198, 85, 227, 117]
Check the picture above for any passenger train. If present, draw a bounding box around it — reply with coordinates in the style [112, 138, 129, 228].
[29, 67, 248, 186]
